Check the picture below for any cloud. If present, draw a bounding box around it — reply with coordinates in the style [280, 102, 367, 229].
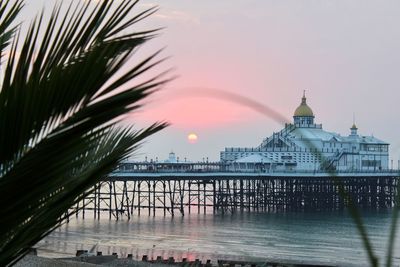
[154, 10, 200, 25]
[81, 1, 199, 25]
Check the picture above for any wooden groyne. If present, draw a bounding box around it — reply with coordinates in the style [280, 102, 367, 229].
[60, 251, 339, 267]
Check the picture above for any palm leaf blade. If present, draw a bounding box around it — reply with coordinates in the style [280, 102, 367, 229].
[0, 1, 169, 265]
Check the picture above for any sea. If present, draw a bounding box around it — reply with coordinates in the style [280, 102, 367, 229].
[36, 211, 400, 267]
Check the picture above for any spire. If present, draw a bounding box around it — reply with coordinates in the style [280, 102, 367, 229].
[301, 90, 307, 105]
[351, 113, 357, 130]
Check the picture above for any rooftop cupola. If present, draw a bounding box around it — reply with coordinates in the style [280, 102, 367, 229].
[293, 91, 315, 127]
[350, 123, 358, 136]
[350, 113, 358, 136]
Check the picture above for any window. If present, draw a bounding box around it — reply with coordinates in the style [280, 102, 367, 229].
[362, 160, 381, 167]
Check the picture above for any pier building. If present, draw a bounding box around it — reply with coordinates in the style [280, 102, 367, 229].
[221, 93, 389, 172]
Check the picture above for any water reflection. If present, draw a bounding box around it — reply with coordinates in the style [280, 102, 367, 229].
[37, 211, 399, 266]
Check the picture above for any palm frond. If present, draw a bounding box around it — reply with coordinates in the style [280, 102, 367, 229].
[0, 0, 23, 61]
[0, 0, 169, 265]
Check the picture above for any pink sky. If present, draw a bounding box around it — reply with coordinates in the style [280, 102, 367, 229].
[25, 0, 400, 163]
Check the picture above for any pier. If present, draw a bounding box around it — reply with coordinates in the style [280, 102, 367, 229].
[74, 162, 399, 219]
[70, 94, 400, 220]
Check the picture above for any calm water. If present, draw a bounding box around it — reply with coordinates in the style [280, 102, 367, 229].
[37, 211, 400, 266]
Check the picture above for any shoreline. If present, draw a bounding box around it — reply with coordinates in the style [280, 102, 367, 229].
[14, 253, 361, 267]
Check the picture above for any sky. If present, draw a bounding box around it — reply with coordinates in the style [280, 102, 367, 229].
[22, 0, 400, 164]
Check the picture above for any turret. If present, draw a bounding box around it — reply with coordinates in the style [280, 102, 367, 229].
[350, 123, 358, 136]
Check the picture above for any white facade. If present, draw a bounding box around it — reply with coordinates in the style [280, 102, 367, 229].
[220, 94, 389, 172]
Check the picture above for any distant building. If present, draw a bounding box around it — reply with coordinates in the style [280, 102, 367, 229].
[220, 92, 389, 172]
[165, 151, 178, 163]
[163, 151, 193, 164]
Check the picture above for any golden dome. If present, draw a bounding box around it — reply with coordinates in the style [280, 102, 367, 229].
[294, 93, 314, 117]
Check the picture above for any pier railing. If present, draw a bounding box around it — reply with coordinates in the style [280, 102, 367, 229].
[114, 162, 399, 176]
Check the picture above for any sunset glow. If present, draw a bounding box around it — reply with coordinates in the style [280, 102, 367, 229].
[134, 95, 268, 130]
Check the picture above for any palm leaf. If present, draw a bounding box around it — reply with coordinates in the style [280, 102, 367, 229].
[0, 0, 23, 61]
[0, 0, 169, 265]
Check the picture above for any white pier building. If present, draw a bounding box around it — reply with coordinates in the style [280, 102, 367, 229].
[221, 93, 389, 172]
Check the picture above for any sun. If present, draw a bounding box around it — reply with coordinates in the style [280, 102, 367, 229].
[187, 133, 198, 144]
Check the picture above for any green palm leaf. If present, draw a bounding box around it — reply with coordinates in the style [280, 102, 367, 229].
[0, 0, 23, 60]
[0, 0, 169, 265]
